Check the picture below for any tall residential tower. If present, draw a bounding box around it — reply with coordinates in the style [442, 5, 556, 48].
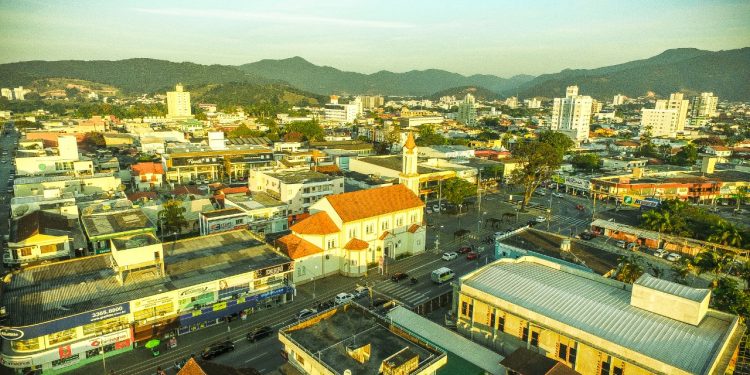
[550, 85, 592, 143]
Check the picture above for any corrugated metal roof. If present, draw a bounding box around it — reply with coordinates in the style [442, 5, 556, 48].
[591, 218, 660, 240]
[635, 273, 710, 302]
[387, 306, 505, 375]
[462, 258, 737, 374]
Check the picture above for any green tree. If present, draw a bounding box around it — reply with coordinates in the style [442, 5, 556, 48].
[14, 119, 38, 130]
[711, 277, 750, 319]
[415, 124, 446, 146]
[671, 143, 698, 166]
[83, 132, 106, 148]
[638, 126, 657, 157]
[510, 132, 573, 211]
[693, 249, 734, 287]
[158, 200, 188, 236]
[615, 255, 644, 284]
[708, 221, 744, 247]
[442, 177, 477, 207]
[671, 258, 693, 285]
[734, 186, 748, 211]
[570, 153, 600, 171]
[228, 124, 261, 138]
[285, 120, 324, 141]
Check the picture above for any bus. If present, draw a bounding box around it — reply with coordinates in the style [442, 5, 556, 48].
[431, 267, 455, 284]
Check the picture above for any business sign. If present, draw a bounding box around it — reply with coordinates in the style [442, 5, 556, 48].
[132, 293, 174, 311]
[0, 355, 33, 368]
[255, 263, 293, 279]
[623, 196, 633, 204]
[0, 302, 130, 340]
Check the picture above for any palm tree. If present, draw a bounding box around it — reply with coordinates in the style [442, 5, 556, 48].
[734, 186, 748, 211]
[615, 255, 644, 284]
[693, 249, 734, 288]
[671, 257, 694, 285]
[641, 210, 673, 234]
[708, 221, 743, 247]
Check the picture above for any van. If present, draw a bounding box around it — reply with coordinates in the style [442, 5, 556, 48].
[431, 267, 455, 284]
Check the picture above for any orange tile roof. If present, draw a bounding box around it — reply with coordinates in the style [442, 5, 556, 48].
[131, 162, 164, 176]
[177, 358, 207, 375]
[343, 238, 369, 251]
[379, 231, 391, 240]
[276, 234, 324, 260]
[407, 224, 421, 233]
[325, 184, 424, 223]
[312, 164, 341, 174]
[290, 212, 339, 235]
[220, 186, 249, 195]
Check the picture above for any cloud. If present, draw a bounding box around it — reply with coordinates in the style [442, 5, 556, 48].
[133, 7, 414, 29]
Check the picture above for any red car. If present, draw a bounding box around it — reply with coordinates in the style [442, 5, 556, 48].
[466, 252, 479, 260]
[575, 204, 585, 211]
[457, 246, 472, 254]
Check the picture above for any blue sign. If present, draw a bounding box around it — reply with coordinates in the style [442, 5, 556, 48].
[1, 303, 130, 340]
[179, 286, 293, 323]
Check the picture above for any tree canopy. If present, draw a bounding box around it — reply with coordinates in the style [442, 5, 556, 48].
[510, 131, 573, 210]
[442, 177, 477, 206]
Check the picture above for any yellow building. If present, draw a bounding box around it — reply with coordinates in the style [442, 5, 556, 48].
[455, 257, 742, 375]
[166, 84, 193, 119]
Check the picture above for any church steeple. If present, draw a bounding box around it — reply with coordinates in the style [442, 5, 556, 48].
[400, 132, 420, 198]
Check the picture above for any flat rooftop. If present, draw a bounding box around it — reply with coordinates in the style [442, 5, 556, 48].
[263, 169, 339, 184]
[283, 304, 445, 375]
[80, 208, 154, 238]
[3, 230, 291, 326]
[226, 191, 286, 210]
[111, 233, 160, 250]
[461, 257, 740, 374]
[357, 155, 434, 174]
[201, 207, 245, 218]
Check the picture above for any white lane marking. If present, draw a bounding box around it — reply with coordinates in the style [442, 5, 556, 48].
[244, 351, 270, 363]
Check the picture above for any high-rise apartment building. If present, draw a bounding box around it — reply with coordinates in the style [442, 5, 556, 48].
[324, 95, 359, 124]
[550, 85, 592, 143]
[640, 108, 680, 137]
[692, 92, 719, 118]
[523, 97, 541, 109]
[12, 86, 25, 101]
[166, 84, 193, 119]
[504, 96, 518, 109]
[1, 88, 12, 100]
[457, 94, 477, 126]
[357, 95, 385, 110]
[654, 92, 688, 130]
[612, 94, 627, 106]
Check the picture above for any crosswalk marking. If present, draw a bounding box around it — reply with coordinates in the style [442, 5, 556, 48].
[373, 279, 430, 307]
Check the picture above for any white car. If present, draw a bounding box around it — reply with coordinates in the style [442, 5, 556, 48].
[552, 192, 564, 198]
[534, 216, 546, 223]
[653, 249, 667, 258]
[442, 252, 458, 261]
[425, 208, 433, 214]
[432, 205, 440, 212]
[334, 292, 354, 305]
[296, 308, 317, 320]
[353, 286, 368, 299]
[666, 253, 682, 262]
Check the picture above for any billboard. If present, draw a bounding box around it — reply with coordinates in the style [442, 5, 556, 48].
[0, 303, 130, 341]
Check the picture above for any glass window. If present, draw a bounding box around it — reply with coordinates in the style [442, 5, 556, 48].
[613, 366, 623, 375]
[558, 343, 568, 361]
[498, 316, 505, 332]
[83, 315, 129, 336]
[41, 244, 58, 254]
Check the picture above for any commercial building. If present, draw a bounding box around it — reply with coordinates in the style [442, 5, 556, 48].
[14, 135, 91, 177]
[12, 173, 122, 199]
[0, 230, 294, 374]
[162, 144, 274, 184]
[166, 84, 193, 120]
[457, 94, 477, 126]
[455, 256, 743, 375]
[643, 92, 689, 137]
[279, 303, 447, 375]
[276, 184, 425, 282]
[357, 95, 385, 110]
[551, 86, 593, 143]
[80, 204, 156, 255]
[221, 191, 288, 235]
[323, 95, 360, 125]
[248, 168, 344, 215]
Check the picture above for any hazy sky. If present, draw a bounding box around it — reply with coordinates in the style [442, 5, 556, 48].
[1, 0, 749, 77]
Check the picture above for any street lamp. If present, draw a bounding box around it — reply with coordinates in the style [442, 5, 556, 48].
[515, 208, 519, 223]
[546, 209, 551, 231]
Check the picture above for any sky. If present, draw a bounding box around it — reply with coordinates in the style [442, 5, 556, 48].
[1, 0, 749, 77]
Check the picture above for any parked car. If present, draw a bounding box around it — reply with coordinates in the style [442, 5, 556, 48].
[442, 252, 458, 261]
[666, 253, 682, 262]
[426, 208, 433, 214]
[653, 249, 668, 258]
[334, 292, 354, 305]
[534, 190, 546, 196]
[552, 192, 564, 198]
[353, 286, 368, 299]
[432, 204, 440, 212]
[579, 232, 594, 240]
[296, 308, 317, 320]
[457, 246, 472, 254]
[201, 341, 235, 360]
[534, 216, 546, 223]
[466, 252, 479, 260]
[575, 204, 585, 211]
[246, 326, 273, 342]
[372, 298, 389, 308]
[391, 272, 409, 282]
[615, 240, 627, 249]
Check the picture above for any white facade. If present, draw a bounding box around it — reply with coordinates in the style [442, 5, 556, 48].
[248, 169, 344, 215]
[457, 94, 477, 126]
[641, 108, 680, 137]
[550, 86, 592, 142]
[1, 88, 12, 100]
[166, 84, 192, 119]
[13, 86, 25, 100]
[692, 92, 719, 118]
[523, 98, 542, 109]
[654, 92, 689, 132]
[612, 94, 627, 106]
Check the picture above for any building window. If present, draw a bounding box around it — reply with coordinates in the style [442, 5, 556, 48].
[327, 239, 335, 249]
[48, 327, 77, 345]
[349, 228, 356, 239]
[521, 327, 528, 342]
[569, 347, 577, 365]
[410, 214, 417, 223]
[40, 243, 59, 254]
[489, 311, 495, 328]
[11, 337, 40, 352]
[498, 316, 505, 332]
[382, 221, 389, 230]
[613, 366, 623, 375]
[558, 343, 568, 361]
[530, 331, 539, 346]
[396, 217, 403, 227]
[235, 219, 243, 225]
[365, 224, 373, 234]
[19, 247, 32, 257]
[600, 360, 611, 375]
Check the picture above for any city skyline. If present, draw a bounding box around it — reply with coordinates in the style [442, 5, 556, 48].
[1, 0, 749, 77]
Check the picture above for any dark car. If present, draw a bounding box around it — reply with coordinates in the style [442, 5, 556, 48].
[457, 246, 472, 254]
[247, 326, 273, 342]
[391, 272, 409, 282]
[372, 298, 388, 308]
[579, 232, 594, 240]
[466, 252, 479, 260]
[201, 341, 235, 360]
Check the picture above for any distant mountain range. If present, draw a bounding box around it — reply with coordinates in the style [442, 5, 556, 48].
[429, 86, 503, 101]
[513, 48, 750, 101]
[238, 56, 534, 96]
[0, 47, 748, 101]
